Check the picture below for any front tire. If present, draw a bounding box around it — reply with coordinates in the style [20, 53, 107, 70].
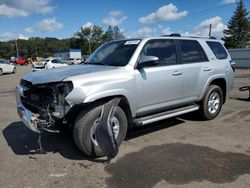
[0, 69, 2, 76]
[73, 102, 128, 158]
[199, 85, 223, 120]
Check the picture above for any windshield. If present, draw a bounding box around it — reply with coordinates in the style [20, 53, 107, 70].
[86, 40, 140, 67]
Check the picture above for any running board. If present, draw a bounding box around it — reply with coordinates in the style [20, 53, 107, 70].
[133, 104, 199, 126]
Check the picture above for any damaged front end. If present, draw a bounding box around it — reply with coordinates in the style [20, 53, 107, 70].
[16, 79, 73, 133]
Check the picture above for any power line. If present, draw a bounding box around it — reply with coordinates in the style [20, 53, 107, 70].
[182, 4, 235, 20]
[125, 3, 237, 32]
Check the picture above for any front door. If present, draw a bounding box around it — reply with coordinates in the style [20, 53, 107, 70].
[135, 39, 183, 116]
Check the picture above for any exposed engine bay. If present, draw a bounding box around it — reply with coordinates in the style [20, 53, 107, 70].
[17, 79, 73, 132]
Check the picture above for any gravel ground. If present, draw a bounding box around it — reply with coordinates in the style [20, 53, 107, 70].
[0, 65, 250, 188]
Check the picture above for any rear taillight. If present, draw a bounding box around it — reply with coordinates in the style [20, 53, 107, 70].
[230, 60, 236, 72]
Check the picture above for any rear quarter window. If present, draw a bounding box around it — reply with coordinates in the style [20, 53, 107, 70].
[206, 41, 228, 59]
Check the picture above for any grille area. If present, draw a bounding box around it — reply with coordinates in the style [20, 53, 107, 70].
[20, 80, 54, 115]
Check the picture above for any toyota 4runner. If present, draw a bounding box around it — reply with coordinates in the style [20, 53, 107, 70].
[16, 34, 235, 157]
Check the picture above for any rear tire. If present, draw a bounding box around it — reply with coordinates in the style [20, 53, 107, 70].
[199, 85, 223, 120]
[0, 69, 2, 76]
[73, 102, 128, 158]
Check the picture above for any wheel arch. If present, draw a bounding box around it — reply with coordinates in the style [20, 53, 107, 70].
[201, 77, 227, 104]
[92, 95, 133, 129]
[65, 95, 133, 128]
[209, 78, 227, 103]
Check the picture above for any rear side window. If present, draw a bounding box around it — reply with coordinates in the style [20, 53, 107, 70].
[141, 39, 177, 66]
[179, 40, 208, 63]
[206, 41, 228, 59]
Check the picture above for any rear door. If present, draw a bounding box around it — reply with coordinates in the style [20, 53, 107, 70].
[135, 39, 183, 116]
[177, 39, 211, 102]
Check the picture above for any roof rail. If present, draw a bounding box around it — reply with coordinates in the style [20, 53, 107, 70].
[162, 33, 216, 40]
[162, 33, 181, 37]
[182, 35, 217, 40]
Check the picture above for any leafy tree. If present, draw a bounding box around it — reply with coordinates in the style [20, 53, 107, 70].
[222, 0, 250, 48]
[91, 25, 105, 51]
[75, 26, 93, 54]
[103, 26, 114, 42]
[0, 41, 14, 59]
[102, 26, 125, 42]
[113, 26, 125, 40]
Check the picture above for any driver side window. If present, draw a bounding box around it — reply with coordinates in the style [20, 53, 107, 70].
[140, 39, 177, 66]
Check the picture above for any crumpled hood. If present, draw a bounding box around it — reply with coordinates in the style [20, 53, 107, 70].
[22, 65, 117, 85]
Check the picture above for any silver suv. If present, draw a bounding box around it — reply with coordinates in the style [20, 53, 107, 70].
[16, 35, 235, 157]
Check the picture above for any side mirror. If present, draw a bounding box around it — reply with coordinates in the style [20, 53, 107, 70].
[137, 56, 159, 69]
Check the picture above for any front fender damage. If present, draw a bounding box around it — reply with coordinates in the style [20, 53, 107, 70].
[95, 98, 121, 163]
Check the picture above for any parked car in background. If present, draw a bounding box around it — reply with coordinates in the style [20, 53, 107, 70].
[0, 59, 16, 76]
[32, 58, 68, 71]
[64, 58, 83, 65]
[15, 58, 29, 66]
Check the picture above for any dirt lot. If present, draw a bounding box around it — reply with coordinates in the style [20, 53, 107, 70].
[0, 66, 250, 188]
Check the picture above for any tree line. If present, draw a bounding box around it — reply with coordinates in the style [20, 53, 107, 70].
[0, 25, 125, 60]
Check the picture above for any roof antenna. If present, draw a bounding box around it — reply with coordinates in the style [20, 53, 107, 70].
[209, 24, 212, 37]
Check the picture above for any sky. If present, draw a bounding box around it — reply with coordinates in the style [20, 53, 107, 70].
[0, 0, 250, 41]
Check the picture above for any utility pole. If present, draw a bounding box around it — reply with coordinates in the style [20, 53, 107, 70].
[87, 38, 91, 55]
[15, 39, 19, 58]
[209, 24, 212, 37]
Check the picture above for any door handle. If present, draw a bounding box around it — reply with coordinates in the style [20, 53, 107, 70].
[172, 71, 182, 76]
[203, 67, 212, 71]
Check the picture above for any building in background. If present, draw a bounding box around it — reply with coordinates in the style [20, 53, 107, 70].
[246, 41, 250, 48]
[228, 48, 250, 69]
[54, 49, 82, 59]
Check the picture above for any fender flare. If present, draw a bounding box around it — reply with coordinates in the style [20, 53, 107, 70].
[199, 74, 227, 101]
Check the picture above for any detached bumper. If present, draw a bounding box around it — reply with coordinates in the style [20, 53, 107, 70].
[17, 103, 41, 133]
[16, 85, 41, 133]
